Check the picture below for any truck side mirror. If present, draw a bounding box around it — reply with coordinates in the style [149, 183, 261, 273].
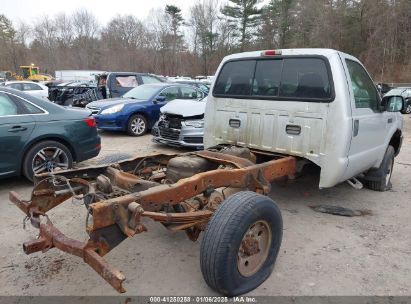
[381, 95, 404, 112]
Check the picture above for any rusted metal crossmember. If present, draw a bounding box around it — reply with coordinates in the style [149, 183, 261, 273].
[21, 215, 127, 293]
[10, 192, 214, 293]
[9, 152, 296, 293]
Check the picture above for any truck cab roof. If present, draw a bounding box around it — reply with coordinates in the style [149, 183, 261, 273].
[223, 48, 351, 60]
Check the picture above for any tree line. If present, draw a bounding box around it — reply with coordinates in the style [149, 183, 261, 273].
[0, 0, 410, 82]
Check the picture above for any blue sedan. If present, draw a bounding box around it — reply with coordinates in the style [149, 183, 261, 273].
[86, 83, 206, 136]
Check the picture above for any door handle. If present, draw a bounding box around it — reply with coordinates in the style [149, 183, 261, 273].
[353, 120, 359, 137]
[8, 126, 27, 132]
[388, 118, 393, 124]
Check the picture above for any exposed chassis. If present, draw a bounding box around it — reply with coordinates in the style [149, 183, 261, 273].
[10, 147, 296, 293]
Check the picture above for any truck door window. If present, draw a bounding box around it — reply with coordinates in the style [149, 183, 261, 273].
[280, 58, 331, 99]
[252, 60, 282, 97]
[214, 60, 255, 96]
[345, 60, 379, 111]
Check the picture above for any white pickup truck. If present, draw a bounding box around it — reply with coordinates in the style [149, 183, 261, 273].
[10, 49, 406, 297]
[205, 48, 404, 191]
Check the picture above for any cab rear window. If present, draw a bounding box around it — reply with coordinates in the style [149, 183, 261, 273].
[213, 57, 333, 101]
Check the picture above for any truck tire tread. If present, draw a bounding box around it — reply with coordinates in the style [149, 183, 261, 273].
[200, 191, 283, 296]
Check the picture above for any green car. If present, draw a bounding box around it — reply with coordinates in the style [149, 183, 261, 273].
[0, 87, 101, 181]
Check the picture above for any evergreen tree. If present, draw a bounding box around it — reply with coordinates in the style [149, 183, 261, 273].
[165, 5, 184, 75]
[221, 0, 262, 51]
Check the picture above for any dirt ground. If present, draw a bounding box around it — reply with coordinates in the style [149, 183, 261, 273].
[0, 118, 410, 297]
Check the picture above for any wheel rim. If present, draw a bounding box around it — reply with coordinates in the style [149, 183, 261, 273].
[385, 157, 394, 186]
[237, 220, 272, 277]
[32, 147, 69, 174]
[406, 104, 411, 114]
[130, 117, 145, 135]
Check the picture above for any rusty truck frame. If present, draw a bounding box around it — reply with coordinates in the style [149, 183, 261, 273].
[10, 146, 296, 296]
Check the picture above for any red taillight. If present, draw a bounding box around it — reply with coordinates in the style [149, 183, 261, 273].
[83, 118, 96, 127]
[261, 50, 282, 56]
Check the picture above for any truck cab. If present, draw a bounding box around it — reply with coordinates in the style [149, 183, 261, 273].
[205, 49, 403, 189]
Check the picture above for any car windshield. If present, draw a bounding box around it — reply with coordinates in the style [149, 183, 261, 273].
[122, 85, 160, 100]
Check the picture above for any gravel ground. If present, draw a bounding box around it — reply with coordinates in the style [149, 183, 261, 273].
[0, 119, 410, 297]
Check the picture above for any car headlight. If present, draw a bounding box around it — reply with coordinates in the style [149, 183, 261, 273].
[185, 119, 204, 128]
[100, 104, 124, 115]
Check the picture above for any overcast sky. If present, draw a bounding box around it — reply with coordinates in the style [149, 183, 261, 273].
[3, 0, 206, 26]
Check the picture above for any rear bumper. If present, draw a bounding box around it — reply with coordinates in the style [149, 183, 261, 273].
[152, 123, 204, 148]
[75, 136, 101, 162]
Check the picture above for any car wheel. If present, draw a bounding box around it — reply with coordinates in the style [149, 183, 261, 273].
[23, 140, 73, 182]
[363, 145, 395, 191]
[127, 114, 148, 136]
[200, 191, 283, 296]
[401, 102, 411, 114]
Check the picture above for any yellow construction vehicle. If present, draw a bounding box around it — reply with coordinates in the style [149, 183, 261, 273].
[18, 64, 53, 81]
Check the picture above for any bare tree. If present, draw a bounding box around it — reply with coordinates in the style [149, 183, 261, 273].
[71, 9, 100, 69]
[0, 0, 411, 81]
[55, 13, 73, 47]
[189, 0, 221, 75]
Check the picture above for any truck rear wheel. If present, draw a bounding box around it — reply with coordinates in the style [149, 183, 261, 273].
[364, 145, 395, 191]
[200, 191, 283, 296]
